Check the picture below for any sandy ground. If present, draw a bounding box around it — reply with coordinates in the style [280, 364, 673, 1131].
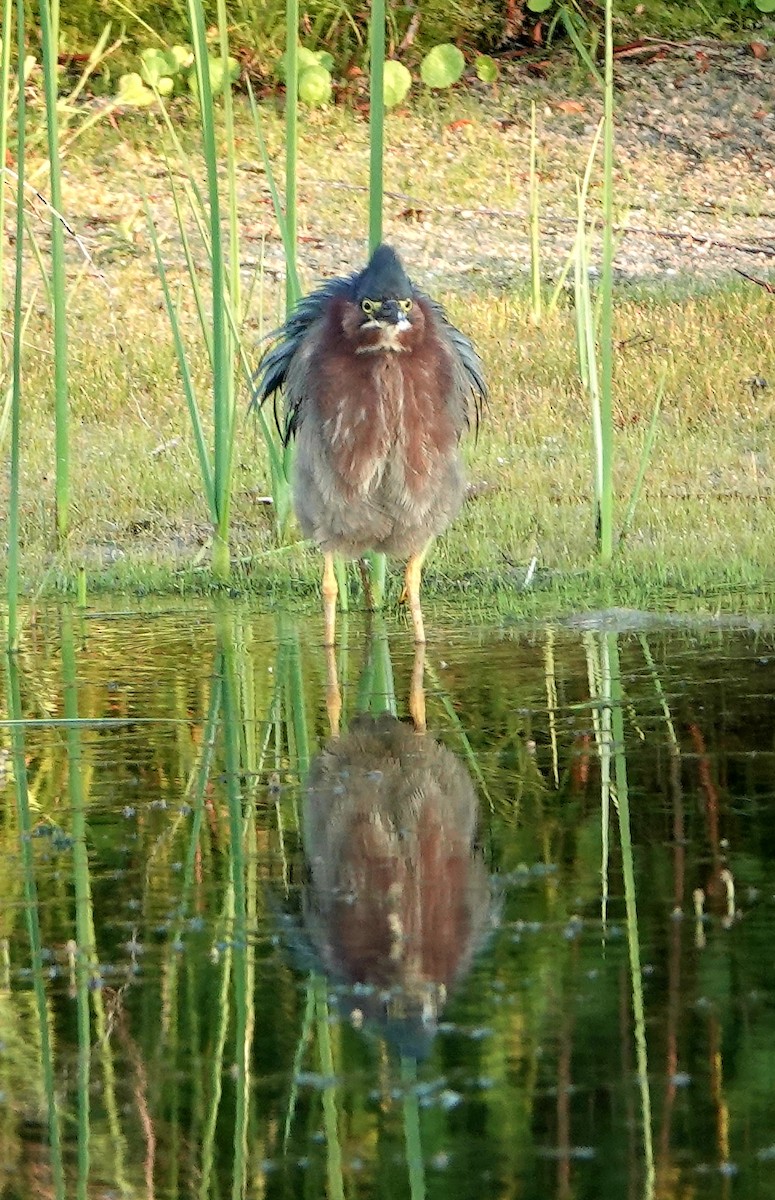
[6, 38, 766, 312]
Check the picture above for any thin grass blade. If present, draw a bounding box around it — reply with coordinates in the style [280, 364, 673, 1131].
[187, 0, 233, 579]
[0, 0, 13, 316]
[143, 198, 217, 523]
[38, 0, 71, 541]
[560, 7, 604, 87]
[529, 101, 542, 324]
[248, 84, 301, 304]
[7, 652, 66, 1198]
[620, 366, 666, 540]
[7, 0, 26, 651]
[605, 632, 655, 1196]
[284, 0, 299, 312]
[598, 0, 616, 562]
[368, 0, 386, 251]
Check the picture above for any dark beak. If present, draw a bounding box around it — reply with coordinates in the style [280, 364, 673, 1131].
[377, 299, 400, 324]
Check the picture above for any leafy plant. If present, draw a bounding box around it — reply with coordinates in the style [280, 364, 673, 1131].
[276, 44, 334, 107]
[297, 62, 332, 106]
[117, 41, 236, 106]
[475, 54, 499, 83]
[420, 43, 465, 89]
[383, 59, 411, 107]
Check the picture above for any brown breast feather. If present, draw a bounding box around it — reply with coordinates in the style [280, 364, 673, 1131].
[313, 297, 459, 498]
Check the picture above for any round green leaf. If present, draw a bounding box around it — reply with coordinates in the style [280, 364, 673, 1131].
[188, 55, 240, 97]
[420, 43, 465, 89]
[276, 46, 320, 79]
[117, 72, 155, 107]
[755, 0, 775, 10]
[140, 48, 172, 86]
[475, 54, 499, 83]
[316, 50, 335, 72]
[383, 60, 412, 108]
[527, 0, 553, 11]
[169, 44, 194, 71]
[298, 64, 332, 107]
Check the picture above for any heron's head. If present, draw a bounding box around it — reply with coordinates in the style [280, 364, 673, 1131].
[347, 244, 419, 351]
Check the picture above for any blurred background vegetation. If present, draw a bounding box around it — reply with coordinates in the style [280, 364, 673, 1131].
[50, 0, 775, 81]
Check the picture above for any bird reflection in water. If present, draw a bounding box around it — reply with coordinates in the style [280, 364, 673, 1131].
[290, 643, 494, 1059]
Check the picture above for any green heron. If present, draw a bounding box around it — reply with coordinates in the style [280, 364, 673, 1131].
[297, 709, 492, 1058]
[254, 244, 487, 645]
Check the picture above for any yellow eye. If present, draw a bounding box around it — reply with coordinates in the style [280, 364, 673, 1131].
[399, 298, 413, 313]
[361, 298, 376, 315]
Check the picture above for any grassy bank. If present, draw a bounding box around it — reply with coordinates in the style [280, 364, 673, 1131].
[2, 90, 775, 620]
[6, 274, 775, 616]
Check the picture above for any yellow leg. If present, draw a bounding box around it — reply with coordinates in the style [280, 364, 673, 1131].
[322, 551, 337, 648]
[402, 543, 430, 645]
[409, 642, 426, 734]
[325, 645, 342, 738]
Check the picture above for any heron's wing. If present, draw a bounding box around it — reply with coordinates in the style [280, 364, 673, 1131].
[420, 293, 488, 433]
[251, 275, 352, 443]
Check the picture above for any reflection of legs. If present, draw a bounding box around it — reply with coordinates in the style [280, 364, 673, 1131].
[409, 641, 426, 734]
[322, 552, 337, 648]
[402, 542, 430, 645]
[325, 645, 341, 738]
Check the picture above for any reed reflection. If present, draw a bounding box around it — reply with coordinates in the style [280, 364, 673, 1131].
[295, 642, 493, 1058]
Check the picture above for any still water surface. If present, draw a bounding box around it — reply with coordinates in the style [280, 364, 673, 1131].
[3, 603, 775, 1199]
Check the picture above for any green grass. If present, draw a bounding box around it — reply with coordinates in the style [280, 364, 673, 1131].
[3, 95, 775, 620]
[6, 272, 775, 616]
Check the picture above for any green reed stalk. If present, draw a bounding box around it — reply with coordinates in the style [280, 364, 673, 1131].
[7, 654, 66, 1199]
[529, 101, 542, 324]
[287, 630, 310, 779]
[219, 626, 250, 1200]
[230, 618, 261, 1200]
[572, 121, 604, 542]
[249, 86, 300, 305]
[598, 0, 615, 563]
[582, 631, 610, 926]
[7, 0, 25, 653]
[172, 675, 222, 939]
[366, 0, 388, 607]
[246, 96, 296, 531]
[61, 612, 96, 1199]
[284, 0, 299, 313]
[370, 622, 396, 715]
[198, 933, 232, 1200]
[145, 208, 217, 522]
[636, 634, 679, 754]
[604, 632, 655, 1196]
[38, 0, 70, 541]
[424, 660, 494, 810]
[401, 1056, 426, 1200]
[216, 0, 240, 322]
[0, 0, 13, 315]
[186, 0, 234, 581]
[283, 980, 316, 1149]
[368, 0, 386, 251]
[314, 974, 345, 1200]
[543, 626, 559, 789]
